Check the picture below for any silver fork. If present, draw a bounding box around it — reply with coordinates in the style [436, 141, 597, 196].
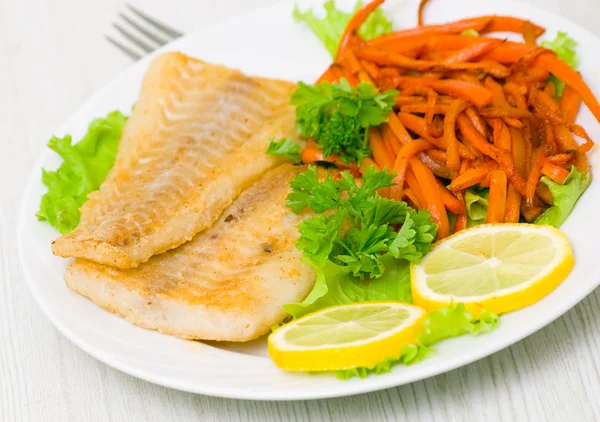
[106, 4, 184, 60]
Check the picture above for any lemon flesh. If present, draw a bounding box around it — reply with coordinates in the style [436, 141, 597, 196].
[268, 301, 426, 372]
[411, 224, 574, 316]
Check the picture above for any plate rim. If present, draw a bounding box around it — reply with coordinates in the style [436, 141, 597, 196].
[17, 0, 600, 400]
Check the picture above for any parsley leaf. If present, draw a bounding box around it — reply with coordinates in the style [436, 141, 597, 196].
[266, 137, 301, 163]
[286, 166, 341, 214]
[290, 79, 398, 163]
[389, 210, 438, 262]
[288, 166, 437, 279]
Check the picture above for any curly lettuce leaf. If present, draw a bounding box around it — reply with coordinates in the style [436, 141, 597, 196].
[284, 257, 413, 319]
[535, 167, 591, 228]
[335, 304, 499, 379]
[37, 111, 127, 233]
[541, 32, 579, 97]
[464, 187, 489, 227]
[293, 0, 392, 57]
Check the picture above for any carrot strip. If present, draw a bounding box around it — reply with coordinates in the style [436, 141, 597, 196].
[553, 125, 579, 152]
[356, 47, 508, 76]
[560, 85, 582, 124]
[482, 78, 531, 125]
[544, 80, 556, 97]
[317, 65, 340, 83]
[453, 191, 468, 233]
[418, 0, 429, 26]
[521, 21, 538, 44]
[478, 108, 533, 118]
[529, 88, 595, 153]
[492, 119, 512, 151]
[437, 180, 466, 214]
[536, 183, 554, 204]
[509, 127, 527, 176]
[410, 158, 450, 239]
[337, 0, 385, 58]
[404, 188, 423, 209]
[337, 63, 360, 86]
[417, 152, 456, 179]
[387, 112, 413, 146]
[398, 112, 475, 160]
[445, 99, 470, 171]
[547, 153, 573, 165]
[487, 170, 508, 223]
[401, 103, 450, 114]
[535, 53, 600, 124]
[393, 77, 493, 107]
[425, 88, 438, 137]
[457, 114, 527, 196]
[369, 128, 395, 170]
[574, 151, 590, 172]
[360, 60, 380, 80]
[543, 123, 557, 154]
[504, 183, 521, 222]
[360, 158, 381, 173]
[449, 161, 497, 191]
[525, 148, 545, 207]
[481, 16, 545, 37]
[465, 107, 488, 138]
[541, 161, 570, 184]
[367, 17, 493, 48]
[382, 124, 401, 155]
[443, 38, 502, 64]
[342, 49, 374, 84]
[426, 149, 447, 162]
[392, 139, 431, 193]
[301, 141, 357, 169]
[486, 42, 536, 64]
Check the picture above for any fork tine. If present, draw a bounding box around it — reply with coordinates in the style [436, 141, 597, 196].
[126, 3, 184, 38]
[105, 35, 143, 60]
[113, 23, 154, 53]
[119, 13, 170, 46]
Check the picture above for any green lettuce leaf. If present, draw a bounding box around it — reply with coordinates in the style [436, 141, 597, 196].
[416, 304, 499, 346]
[293, 0, 392, 57]
[535, 167, 591, 228]
[37, 111, 127, 233]
[464, 187, 489, 227]
[284, 257, 413, 319]
[335, 304, 499, 379]
[541, 32, 580, 97]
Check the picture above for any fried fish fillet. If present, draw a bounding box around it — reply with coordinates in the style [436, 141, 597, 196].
[64, 164, 315, 341]
[52, 52, 298, 268]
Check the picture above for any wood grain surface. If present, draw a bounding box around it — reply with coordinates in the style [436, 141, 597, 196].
[1, 0, 599, 420]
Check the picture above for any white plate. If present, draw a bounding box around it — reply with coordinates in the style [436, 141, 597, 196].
[18, 0, 600, 400]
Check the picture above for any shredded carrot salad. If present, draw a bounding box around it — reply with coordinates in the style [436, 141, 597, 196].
[300, 0, 597, 238]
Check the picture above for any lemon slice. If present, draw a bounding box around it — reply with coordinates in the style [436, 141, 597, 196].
[411, 224, 574, 316]
[268, 301, 426, 372]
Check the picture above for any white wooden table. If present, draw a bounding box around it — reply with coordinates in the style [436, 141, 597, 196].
[2, 0, 599, 420]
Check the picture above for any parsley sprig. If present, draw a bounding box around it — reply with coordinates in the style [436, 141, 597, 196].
[287, 166, 437, 278]
[290, 79, 398, 164]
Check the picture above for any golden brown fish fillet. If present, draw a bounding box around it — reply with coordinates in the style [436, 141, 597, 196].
[52, 52, 298, 268]
[64, 164, 315, 342]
